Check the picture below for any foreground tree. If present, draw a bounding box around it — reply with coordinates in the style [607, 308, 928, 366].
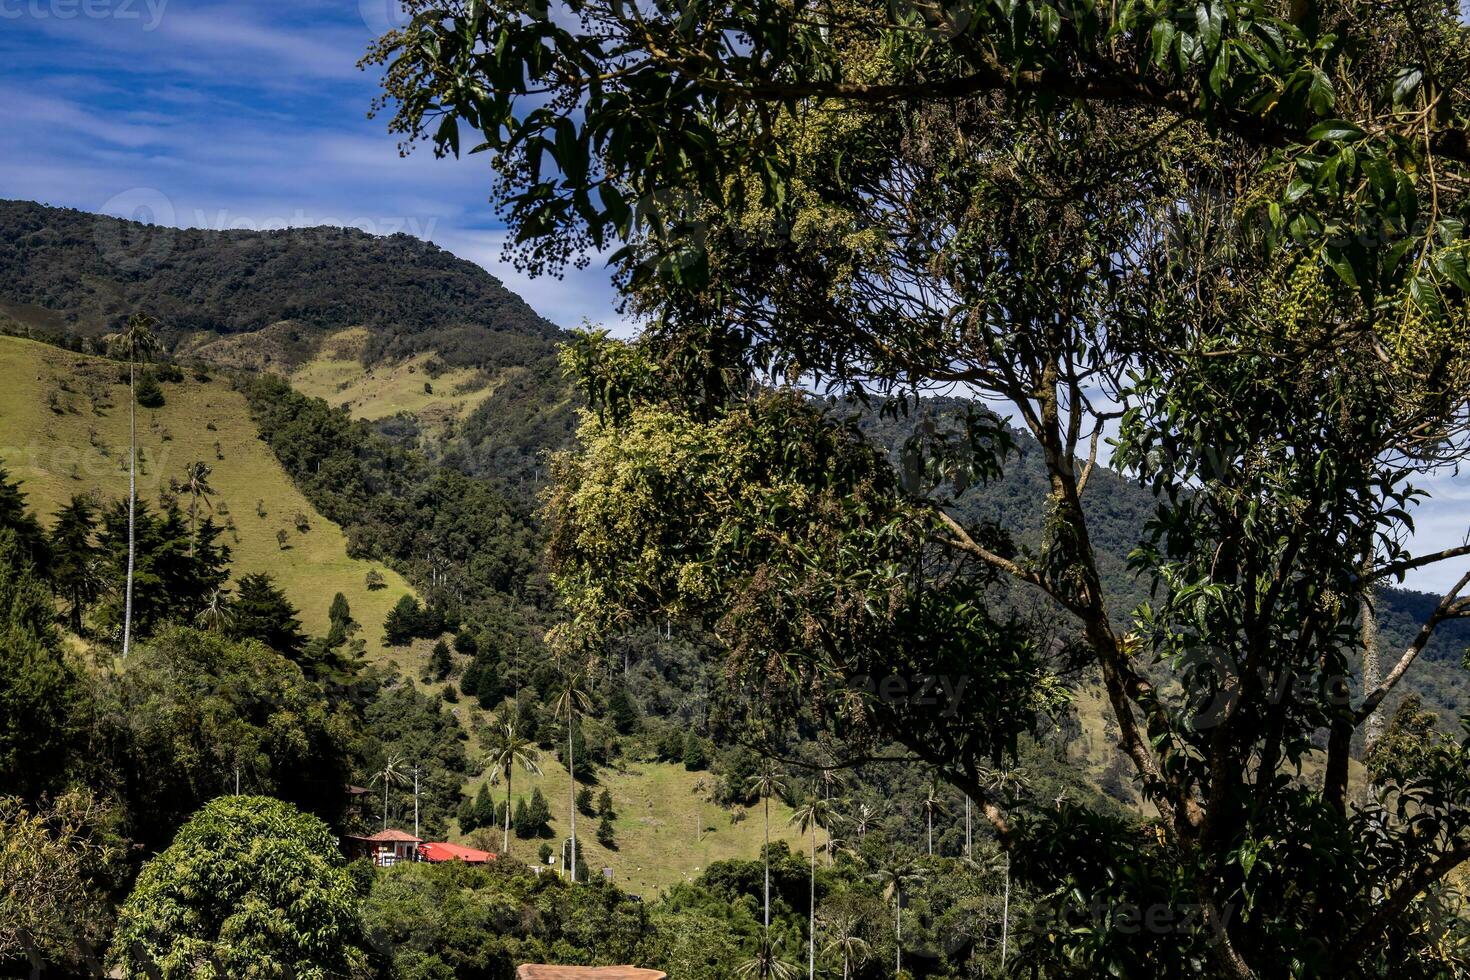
[374, 1, 1470, 975]
[112, 795, 369, 979]
[0, 530, 80, 800]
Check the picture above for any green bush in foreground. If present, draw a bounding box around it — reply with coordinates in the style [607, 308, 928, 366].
[112, 795, 369, 979]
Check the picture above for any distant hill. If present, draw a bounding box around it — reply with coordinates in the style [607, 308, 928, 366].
[0, 199, 559, 349]
[0, 199, 581, 496]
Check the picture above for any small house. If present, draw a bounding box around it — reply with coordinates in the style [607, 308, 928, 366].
[515, 968, 666, 979]
[343, 828, 422, 867]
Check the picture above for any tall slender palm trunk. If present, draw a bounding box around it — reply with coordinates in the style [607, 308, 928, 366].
[895, 888, 902, 978]
[808, 823, 816, 980]
[764, 790, 771, 930]
[503, 766, 513, 855]
[568, 712, 577, 881]
[122, 358, 137, 660]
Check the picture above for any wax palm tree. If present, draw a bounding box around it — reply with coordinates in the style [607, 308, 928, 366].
[978, 765, 1030, 968]
[181, 461, 215, 555]
[107, 312, 159, 660]
[736, 933, 798, 980]
[819, 908, 871, 980]
[920, 780, 948, 857]
[851, 801, 882, 840]
[372, 753, 411, 830]
[789, 790, 839, 980]
[868, 856, 926, 978]
[552, 665, 594, 881]
[745, 761, 787, 933]
[817, 765, 847, 866]
[196, 588, 232, 632]
[483, 719, 542, 855]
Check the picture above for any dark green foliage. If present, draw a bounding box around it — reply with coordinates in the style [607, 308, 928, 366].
[0, 462, 47, 567]
[112, 796, 368, 978]
[358, 859, 650, 977]
[514, 787, 551, 838]
[95, 501, 229, 642]
[383, 593, 431, 646]
[132, 372, 164, 408]
[607, 686, 639, 734]
[428, 638, 452, 681]
[325, 591, 354, 648]
[241, 373, 547, 621]
[99, 627, 355, 851]
[355, 683, 471, 840]
[576, 786, 595, 816]
[0, 201, 558, 350]
[452, 627, 478, 656]
[682, 733, 710, 772]
[464, 782, 495, 833]
[596, 811, 616, 849]
[597, 788, 614, 818]
[226, 572, 306, 659]
[0, 530, 79, 800]
[48, 494, 101, 632]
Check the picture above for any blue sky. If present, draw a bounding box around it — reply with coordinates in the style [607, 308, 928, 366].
[2, 0, 1466, 596]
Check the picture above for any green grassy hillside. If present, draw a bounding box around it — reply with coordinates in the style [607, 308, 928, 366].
[0, 334, 417, 661]
[454, 757, 824, 897]
[287, 327, 501, 431]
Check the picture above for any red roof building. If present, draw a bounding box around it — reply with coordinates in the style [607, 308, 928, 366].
[420, 841, 496, 864]
[516, 969, 666, 979]
[343, 829, 423, 867]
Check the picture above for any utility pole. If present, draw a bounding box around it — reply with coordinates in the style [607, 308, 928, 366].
[234, 767, 240, 796]
[412, 766, 421, 840]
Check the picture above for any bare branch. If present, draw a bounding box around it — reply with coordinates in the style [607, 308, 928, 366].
[1356, 569, 1470, 723]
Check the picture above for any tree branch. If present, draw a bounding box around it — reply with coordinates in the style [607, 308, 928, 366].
[1355, 569, 1470, 723]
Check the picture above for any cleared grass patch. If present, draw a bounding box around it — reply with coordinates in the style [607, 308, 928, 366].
[456, 758, 823, 897]
[289, 327, 498, 429]
[0, 334, 417, 662]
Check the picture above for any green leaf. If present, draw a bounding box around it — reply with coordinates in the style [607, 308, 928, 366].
[1305, 120, 1363, 142]
[1391, 67, 1423, 108]
[1308, 68, 1336, 116]
[1195, 1, 1223, 51]
[1435, 249, 1470, 293]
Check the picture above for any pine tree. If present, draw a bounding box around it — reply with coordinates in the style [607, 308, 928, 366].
[683, 733, 710, 771]
[607, 687, 639, 734]
[597, 788, 615, 818]
[383, 594, 424, 646]
[48, 494, 101, 632]
[227, 573, 306, 658]
[326, 593, 354, 648]
[134, 371, 165, 408]
[468, 783, 495, 832]
[0, 463, 47, 567]
[515, 786, 551, 838]
[576, 786, 595, 816]
[512, 797, 532, 838]
[429, 639, 453, 681]
[597, 811, 616, 849]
